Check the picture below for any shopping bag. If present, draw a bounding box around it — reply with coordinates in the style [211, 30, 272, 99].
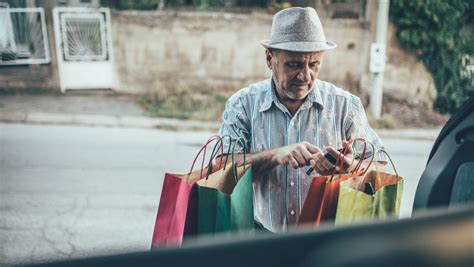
[298, 139, 374, 226]
[196, 138, 255, 236]
[150, 135, 225, 248]
[335, 149, 403, 225]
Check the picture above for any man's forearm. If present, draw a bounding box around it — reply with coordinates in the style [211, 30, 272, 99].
[217, 148, 280, 179]
[215, 141, 343, 178]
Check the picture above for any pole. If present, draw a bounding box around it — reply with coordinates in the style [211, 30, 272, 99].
[370, 0, 389, 119]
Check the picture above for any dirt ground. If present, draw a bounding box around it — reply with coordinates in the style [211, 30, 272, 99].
[370, 98, 449, 129]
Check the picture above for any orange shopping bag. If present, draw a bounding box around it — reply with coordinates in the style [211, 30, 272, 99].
[298, 139, 375, 226]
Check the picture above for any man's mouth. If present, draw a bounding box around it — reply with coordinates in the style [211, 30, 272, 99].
[293, 84, 309, 89]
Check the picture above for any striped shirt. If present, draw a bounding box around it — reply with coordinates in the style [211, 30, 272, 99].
[218, 78, 383, 233]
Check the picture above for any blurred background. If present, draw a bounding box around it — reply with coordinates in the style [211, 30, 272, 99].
[0, 0, 473, 266]
[1, 0, 472, 125]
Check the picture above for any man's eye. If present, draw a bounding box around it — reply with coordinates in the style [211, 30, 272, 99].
[310, 62, 320, 68]
[287, 62, 300, 68]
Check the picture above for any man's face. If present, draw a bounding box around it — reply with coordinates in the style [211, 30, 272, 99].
[266, 49, 323, 101]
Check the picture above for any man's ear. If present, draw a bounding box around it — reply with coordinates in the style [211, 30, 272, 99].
[265, 49, 273, 70]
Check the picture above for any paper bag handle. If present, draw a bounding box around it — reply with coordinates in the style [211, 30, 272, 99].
[350, 140, 376, 175]
[187, 135, 221, 177]
[231, 137, 247, 183]
[204, 135, 233, 179]
[374, 149, 399, 178]
[329, 138, 371, 181]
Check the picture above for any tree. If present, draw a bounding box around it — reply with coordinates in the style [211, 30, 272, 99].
[390, 0, 474, 114]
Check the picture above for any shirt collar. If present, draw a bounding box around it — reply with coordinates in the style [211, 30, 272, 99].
[306, 81, 324, 110]
[258, 79, 278, 112]
[258, 78, 324, 112]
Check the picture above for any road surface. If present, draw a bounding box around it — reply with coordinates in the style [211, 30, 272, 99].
[0, 123, 434, 265]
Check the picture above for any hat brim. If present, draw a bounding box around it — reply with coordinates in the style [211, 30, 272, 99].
[261, 40, 337, 52]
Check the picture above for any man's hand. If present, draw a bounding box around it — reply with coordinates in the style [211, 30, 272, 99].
[272, 141, 319, 169]
[229, 140, 356, 178]
[309, 140, 353, 175]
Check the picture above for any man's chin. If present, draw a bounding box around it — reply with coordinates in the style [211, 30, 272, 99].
[285, 92, 309, 100]
[285, 88, 312, 100]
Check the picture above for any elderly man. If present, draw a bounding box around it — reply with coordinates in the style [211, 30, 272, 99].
[218, 7, 383, 233]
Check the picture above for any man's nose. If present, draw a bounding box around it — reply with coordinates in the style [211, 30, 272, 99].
[296, 66, 311, 83]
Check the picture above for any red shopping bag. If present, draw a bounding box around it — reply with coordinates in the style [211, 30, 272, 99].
[151, 135, 224, 248]
[298, 139, 374, 226]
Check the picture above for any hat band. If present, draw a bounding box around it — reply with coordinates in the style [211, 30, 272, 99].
[268, 40, 329, 46]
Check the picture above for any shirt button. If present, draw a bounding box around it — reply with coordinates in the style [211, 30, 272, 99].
[290, 181, 295, 187]
[290, 210, 295, 215]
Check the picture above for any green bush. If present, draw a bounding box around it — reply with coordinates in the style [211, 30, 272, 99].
[390, 0, 474, 114]
[4, 0, 26, 7]
[115, 0, 160, 10]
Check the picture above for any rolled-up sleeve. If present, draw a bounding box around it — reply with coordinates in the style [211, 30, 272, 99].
[344, 96, 386, 161]
[218, 91, 251, 155]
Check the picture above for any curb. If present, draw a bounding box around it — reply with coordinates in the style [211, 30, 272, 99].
[0, 112, 220, 132]
[0, 111, 441, 140]
[375, 128, 441, 141]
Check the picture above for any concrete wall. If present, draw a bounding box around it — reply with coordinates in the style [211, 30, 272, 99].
[111, 11, 372, 94]
[0, 8, 436, 107]
[112, 11, 271, 94]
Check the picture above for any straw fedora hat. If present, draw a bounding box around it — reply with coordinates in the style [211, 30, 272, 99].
[261, 7, 337, 52]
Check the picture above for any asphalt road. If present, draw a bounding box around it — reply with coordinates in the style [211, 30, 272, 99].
[0, 123, 435, 265]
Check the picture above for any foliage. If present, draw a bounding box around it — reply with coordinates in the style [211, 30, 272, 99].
[114, 0, 160, 10]
[108, 0, 312, 10]
[3, 0, 25, 7]
[390, 0, 474, 114]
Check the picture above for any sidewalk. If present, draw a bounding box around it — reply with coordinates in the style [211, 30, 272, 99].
[0, 94, 220, 131]
[0, 93, 441, 140]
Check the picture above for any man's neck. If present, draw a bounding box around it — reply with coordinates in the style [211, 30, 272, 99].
[280, 98, 304, 116]
[272, 81, 306, 116]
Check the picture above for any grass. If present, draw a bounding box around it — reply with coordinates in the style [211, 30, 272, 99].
[367, 114, 400, 129]
[140, 89, 229, 121]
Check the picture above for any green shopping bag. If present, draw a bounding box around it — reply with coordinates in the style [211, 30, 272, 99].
[335, 149, 404, 225]
[196, 137, 254, 236]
